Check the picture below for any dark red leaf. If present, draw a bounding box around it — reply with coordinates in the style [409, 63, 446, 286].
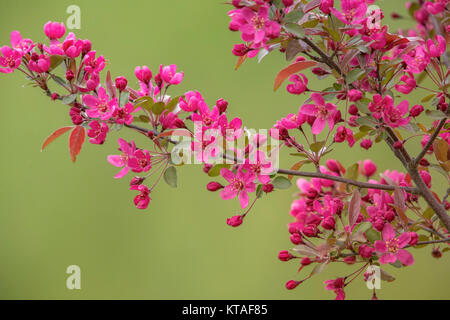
[274, 60, 317, 91]
[41, 127, 74, 151]
[69, 126, 86, 163]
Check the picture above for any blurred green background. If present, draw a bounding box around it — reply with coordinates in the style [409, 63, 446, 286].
[0, 0, 448, 300]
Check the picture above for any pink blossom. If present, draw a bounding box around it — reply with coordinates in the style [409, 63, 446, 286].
[375, 224, 414, 266]
[360, 138, 373, 150]
[369, 94, 393, 120]
[10, 31, 34, 54]
[28, 53, 50, 73]
[0, 46, 22, 73]
[330, 0, 367, 25]
[218, 114, 243, 140]
[359, 159, 377, 178]
[82, 87, 116, 120]
[84, 51, 105, 75]
[319, 0, 334, 14]
[280, 112, 307, 130]
[402, 46, 430, 74]
[324, 278, 346, 300]
[87, 120, 109, 145]
[62, 33, 83, 58]
[179, 91, 204, 112]
[128, 149, 152, 174]
[159, 64, 184, 85]
[334, 125, 355, 147]
[191, 101, 220, 128]
[243, 150, 273, 184]
[134, 65, 152, 83]
[395, 73, 416, 94]
[220, 167, 256, 209]
[130, 184, 151, 209]
[300, 93, 337, 134]
[409, 104, 424, 118]
[107, 139, 137, 179]
[426, 35, 446, 57]
[44, 21, 66, 40]
[382, 100, 410, 128]
[191, 128, 220, 163]
[159, 111, 185, 130]
[425, 1, 447, 15]
[286, 73, 308, 95]
[348, 89, 363, 102]
[112, 102, 134, 125]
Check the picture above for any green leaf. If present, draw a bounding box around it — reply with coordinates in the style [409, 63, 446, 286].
[310, 141, 325, 153]
[425, 109, 446, 120]
[152, 102, 166, 115]
[272, 176, 292, 189]
[49, 55, 65, 71]
[166, 96, 181, 112]
[163, 166, 178, 188]
[365, 228, 380, 242]
[346, 68, 366, 84]
[62, 94, 77, 105]
[208, 164, 230, 177]
[345, 163, 359, 181]
[284, 10, 304, 23]
[284, 23, 305, 38]
[134, 96, 154, 112]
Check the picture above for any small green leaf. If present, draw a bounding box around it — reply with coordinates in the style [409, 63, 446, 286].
[365, 228, 380, 242]
[208, 164, 230, 177]
[284, 23, 305, 38]
[152, 102, 166, 115]
[345, 163, 359, 181]
[310, 141, 325, 153]
[62, 94, 77, 105]
[272, 176, 292, 189]
[166, 96, 181, 112]
[163, 166, 178, 188]
[346, 68, 366, 84]
[284, 10, 304, 23]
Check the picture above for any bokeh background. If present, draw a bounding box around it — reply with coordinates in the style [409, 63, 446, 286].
[0, 0, 448, 300]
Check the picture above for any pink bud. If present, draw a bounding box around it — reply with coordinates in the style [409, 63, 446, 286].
[130, 177, 145, 186]
[135, 66, 153, 83]
[419, 158, 430, 167]
[432, 248, 442, 259]
[282, 0, 294, 6]
[358, 245, 374, 259]
[216, 98, 228, 114]
[227, 215, 244, 227]
[115, 76, 128, 91]
[263, 183, 274, 193]
[43, 21, 66, 40]
[326, 159, 341, 175]
[207, 182, 224, 192]
[66, 70, 75, 81]
[348, 104, 359, 115]
[51, 93, 59, 101]
[408, 232, 418, 246]
[232, 43, 249, 56]
[344, 256, 356, 264]
[360, 139, 373, 150]
[409, 104, 424, 117]
[301, 257, 311, 266]
[360, 159, 377, 178]
[285, 280, 301, 290]
[321, 216, 336, 230]
[348, 89, 363, 102]
[278, 250, 294, 261]
[419, 170, 432, 188]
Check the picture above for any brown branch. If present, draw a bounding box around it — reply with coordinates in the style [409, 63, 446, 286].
[276, 168, 419, 194]
[412, 117, 447, 168]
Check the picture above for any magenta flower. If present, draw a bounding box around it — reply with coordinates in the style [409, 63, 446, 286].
[218, 114, 243, 140]
[334, 125, 355, 147]
[159, 64, 184, 85]
[107, 139, 136, 179]
[0, 46, 22, 73]
[83, 51, 105, 75]
[62, 33, 83, 58]
[286, 73, 308, 95]
[179, 90, 204, 112]
[128, 149, 152, 174]
[191, 128, 220, 163]
[159, 111, 185, 130]
[426, 35, 446, 57]
[237, 5, 280, 46]
[87, 121, 109, 145]
[43, 21, 66, 40]
[368, 94, 393, 120]
[130, 184, 151, 210]
[134, 65, 152, 83]
[280, 112, 307, 130]
[375, 224, 414, 266]
[402, 46, 430, 74]
[359, 159, 377, 178]
[243, 150, 274, 184]
[191, 101, 220, 128]
[220, 167, 256, 209]
[82, 87, 117, 120]
[112, 102, 134, 125]
[324, 278, 346, 300]
[28, 53, 51, 73]
[330, 0, 367, 25]
[300, 93, 337, 134]
[382, 100, 410, 128]
[10, 31, 34, 54]
[395, 73, 416, 94]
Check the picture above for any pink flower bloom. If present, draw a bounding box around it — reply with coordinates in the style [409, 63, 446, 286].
[191, 128, 220, 163]
[159, 64, 184, 85]
[334, 125, 355, 147]
[425, 1, 447, 15]
[159, 111, 185, 130]
[128, 149, 152, 174]
[375, 224, 414, 266]
[0, 46, 22, 73]
[402, 46, 430, 74]
[243, 150, 274, 184]
[319, 0, 334, 14]
[280, 112, 307, 130]
[83, 51, 105, 75]
[179, 90, 204, 112]
[62, 33, 83, 58]
[87, 120, 109, 145]
[130, 184, 151, 210]
[348, 89, 363, 102]
[324, 278, 345, 300]
[134, 65, 152, 83]
[112, 102, 134, 125]
[191, 101, 220, 128]
[368, 94, 393, 120]
[395, 73, 416, 94]
[359, 159, 377, 178]
[426, 35, 446, 57]
[235, 5, 280, 46]
[330, 0, 367, 25]
[409, 104, 424, 118]
[220, 167, 256, 209]
[44, 21, 66, 40]
[382, 100, 410, 128]
[10, 31, 34, 54]
[300, 93, 337, 134]
[360, 138, 373, 150]
[218, 114, 243, 140]
[107, 139, 137, 179]
[82, 87, 116, 120]
[286, 73, 308, 95]
[28, 53, 50, 73]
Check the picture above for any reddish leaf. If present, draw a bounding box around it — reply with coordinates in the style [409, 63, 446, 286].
[41, 127, 74, 151]
[304, 0, 321, 13]
[348, 189, 361, 226]
[274, 60, 317, 91]
[106, 71, 116, 98]
[69, 126, 86, 163]
[235, 54, 248, 71]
